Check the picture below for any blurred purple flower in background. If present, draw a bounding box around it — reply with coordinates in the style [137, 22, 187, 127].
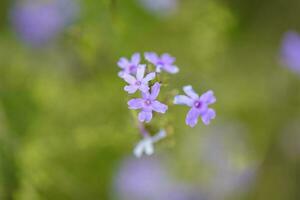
[174, 86, 216, 127]
[137, 0, 178, 17]
[113, 156, 206, 200]
[10, 0, 79, 46]
[196, 124, 257, 199]
[128, 83, 168, 123]
[113, 157, 173, 200]
[281, 31, 300, 74]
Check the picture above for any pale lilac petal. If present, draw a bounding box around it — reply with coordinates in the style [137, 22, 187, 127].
[161, 53, 175, 64]
[118, 71, 125, 78]
[150, 82, 161, 100]
[201, 108, 216, 125]
[136, 65, 146, 80]
[131, 53, 141, 65]
[142, 91, 150, 99]
[186, 108, 200, 128]
[145, 52, 159, 64]
[143, 72, 156, 82]
[163, 64, 179, 74]
[183, 85, 199, 99]
[124, 85, 138, 94]
[138, 111, 153, 123]
[152, 101, 168, 113]
[128, 99, 144, 109]
[200, 90, 216, 105]
[144, 141, 154, 155]
[155, 65, 162, 73]
[123, 73, 136, 84]
[173, 95, 193, 106]
[139, 84, 149, 93]
[117, 57, 130, 69]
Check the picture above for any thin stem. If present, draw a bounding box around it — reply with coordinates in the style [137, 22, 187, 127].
[138, 122, 150, 138]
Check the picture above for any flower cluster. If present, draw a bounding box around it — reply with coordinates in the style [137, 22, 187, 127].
[117, 52, 216, 157]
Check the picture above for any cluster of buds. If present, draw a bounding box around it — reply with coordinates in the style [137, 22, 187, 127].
[117, 52, 216, 157]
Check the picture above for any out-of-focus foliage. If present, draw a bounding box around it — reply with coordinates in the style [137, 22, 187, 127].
[0, 0, 300, 200]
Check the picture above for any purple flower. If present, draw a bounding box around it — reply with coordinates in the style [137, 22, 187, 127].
[145, 52, 179, 74]
[114, 157, 172, 200]
[128, 83, 168, 123]
[174, 85, 216, 127]
[118, 53, 141, 77]
[281, 31, 300, 74]
[137, 0, 178, 18]
[10, 0, 78, 46]
[123, 65, 156, 94]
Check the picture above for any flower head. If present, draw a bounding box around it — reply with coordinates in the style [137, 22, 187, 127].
[174, 85, 216, 127]
[118, 53, 141, 77]
[281, 31, 300, 74]
[145, 52, 179, 74]
[128, 83, 168, 123]
[134, 129, 166, 158]
[123, 65, 156, 94]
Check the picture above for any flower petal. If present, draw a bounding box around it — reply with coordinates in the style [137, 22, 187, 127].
[161, 53, 175, 64]
[152, 101, 168, 113]
[201, 108, 216, 125]
[183, 85, 199, 99]
[128, 98, 144, 109]
[131, 53, 140, 65]
[163, 65, 179, 74]
[143, 72, 156, 83]
[136, 64, 146, 80]
[133, 142, 144, 158]
[142, 91, 150, 99]
[145, 52, 159, 64]
[123, 73, 136, 84]
[200, 90, 216, 105]
[186, 108, 200, 128]
[118, 71, 125, 78]
[150, 82, 161, 100]
[138, 111, 153, 123]
[139, 84, 149, 93]
[117, 57, 129, 69]
[124, 85, 138, 94]
[144, 140, 154, 156]
[173, 95, 193, 106]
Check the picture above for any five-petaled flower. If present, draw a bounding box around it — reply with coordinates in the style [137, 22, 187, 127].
[128, 83, 168, 123]
[123, 65, 156, 94]
[174, 85, 216, 127]
[117, 53, 141, 77]
[145, 52, 179, 74]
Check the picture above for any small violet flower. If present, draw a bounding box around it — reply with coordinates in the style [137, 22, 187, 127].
[174, 85, 216, 127]
[145, 52, 179, 74]
[123, 65, 156, 94]
[134, 129, 166, 158]
[128, 83, 168, 123]
[118, 53, 141, 77]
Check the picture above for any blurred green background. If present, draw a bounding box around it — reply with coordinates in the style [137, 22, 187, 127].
[0, 0, 300, 199]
